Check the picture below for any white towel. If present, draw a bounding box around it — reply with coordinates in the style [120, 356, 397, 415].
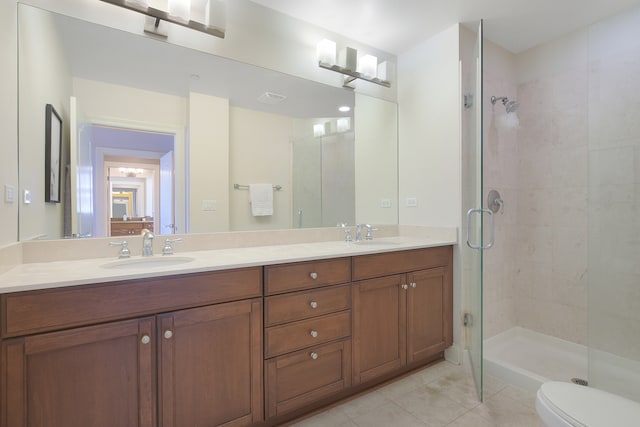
[249, 184, 273, 216]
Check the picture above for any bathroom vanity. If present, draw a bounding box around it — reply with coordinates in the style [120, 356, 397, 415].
[0, 239, 453, 427]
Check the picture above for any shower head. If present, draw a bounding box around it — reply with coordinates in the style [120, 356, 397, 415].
[491, 96, 519, 113]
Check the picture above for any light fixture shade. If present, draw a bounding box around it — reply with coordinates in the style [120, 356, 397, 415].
[168, 0, 191, 21]
[205, 0, 226, 29]
[377, 61, 390, 81]
[317, 39, 337, 66]
[358, 54, 378, 78]
[337, 117, 351, 133]
[313, 123, 327, 137]
[339, 47, 358, 72]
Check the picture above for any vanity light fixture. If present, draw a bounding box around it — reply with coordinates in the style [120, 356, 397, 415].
[313, 123, 327, 137]
[100, 0, 226, 39]
[316, 38, 391, 89]
[336, 117, 351, 133]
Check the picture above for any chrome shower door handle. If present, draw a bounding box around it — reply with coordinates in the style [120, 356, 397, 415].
[466, 208, 495, 250]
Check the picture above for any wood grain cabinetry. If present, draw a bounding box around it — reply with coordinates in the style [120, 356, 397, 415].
[0, 268, 263, 427]
[352, 247, 453, 386]
[264, 259, 352, 419]
[110, 220, 154, 236]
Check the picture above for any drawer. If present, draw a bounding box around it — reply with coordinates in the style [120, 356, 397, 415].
[265, 310, 351, 358]
[265, 284, 351, 326]
[352, 246, 452, 281]
[1, 267, 262, 338]
[265, 258, 351, 295]
[265, 339, 351, 418]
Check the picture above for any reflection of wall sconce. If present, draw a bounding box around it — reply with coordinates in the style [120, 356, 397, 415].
[317, 38, 392, 88]
[336, 117, 351, 133]
[313, 123, 327, 137]
[100, 0, 226, 39]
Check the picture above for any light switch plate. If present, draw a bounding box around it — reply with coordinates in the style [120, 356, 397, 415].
[4, 185, 15, 203]
[202, 199, 217, 211]
[406, 197, 417, 207]
[380, 198, 392, 208]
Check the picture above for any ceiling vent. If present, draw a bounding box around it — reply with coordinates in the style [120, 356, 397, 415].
[257, 91, 287, 105]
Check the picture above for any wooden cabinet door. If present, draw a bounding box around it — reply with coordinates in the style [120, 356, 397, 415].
[2, 317, 155, 427]
[158, 299, 263, 427]
[406, 267, 452, 364]
[352, 275, 406, 385]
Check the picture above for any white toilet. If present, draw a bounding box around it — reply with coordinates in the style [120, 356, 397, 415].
[536, 381, 640, 427]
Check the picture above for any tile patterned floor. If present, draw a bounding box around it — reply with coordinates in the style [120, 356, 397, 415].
[290, 361, 545, 427]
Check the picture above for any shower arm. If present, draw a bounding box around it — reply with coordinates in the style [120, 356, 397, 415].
[491, 96, 507, 105]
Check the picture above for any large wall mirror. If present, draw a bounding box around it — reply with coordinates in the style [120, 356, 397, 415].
[18, 3, 398, 241]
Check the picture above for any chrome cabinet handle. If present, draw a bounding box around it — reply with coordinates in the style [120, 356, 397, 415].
[310, 330, 318, 338]
[401, 284, 408, 290]
[410, 282, 417, 288]
[310, 352, 319, 360]
[141, 335, 151, 344]
[164, 330, 173, 339]
[309, 272, 318, 280]
[309, 301, 318, 309]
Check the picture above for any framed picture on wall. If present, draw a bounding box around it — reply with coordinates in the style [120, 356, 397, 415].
[44, 103, 62, 203]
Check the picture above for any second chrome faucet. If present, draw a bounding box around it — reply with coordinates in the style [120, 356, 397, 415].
[141, 229, 155, 257]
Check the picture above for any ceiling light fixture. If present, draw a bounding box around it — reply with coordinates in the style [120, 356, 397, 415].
[100, 0, 226, 39]
[338, 106, 351, 112]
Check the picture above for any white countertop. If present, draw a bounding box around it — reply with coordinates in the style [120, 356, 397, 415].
[0, 236, 454, 294]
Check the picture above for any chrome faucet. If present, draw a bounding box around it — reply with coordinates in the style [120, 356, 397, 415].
[141, 229, 155, 257]
[356, 224, 378, 242]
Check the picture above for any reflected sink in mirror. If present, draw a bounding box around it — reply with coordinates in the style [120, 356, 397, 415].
[102, 256, 195, 270]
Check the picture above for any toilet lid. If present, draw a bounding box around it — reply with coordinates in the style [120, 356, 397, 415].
[539, 381, 640, 427]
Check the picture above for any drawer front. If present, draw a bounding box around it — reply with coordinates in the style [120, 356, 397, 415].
[2, 267, 262, 338]
[352, 246, 452, 281]
[265, 339, 351, 418]
[265, 258, 351, 295]
[265, 284, 351, 326]
[265, 311, 351, 358]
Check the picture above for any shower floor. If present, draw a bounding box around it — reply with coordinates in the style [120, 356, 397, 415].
[484, 327, 588, 392]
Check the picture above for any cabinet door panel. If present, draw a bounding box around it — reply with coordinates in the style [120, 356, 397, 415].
[2, 317, 155, 427]
[407, 268, 449, 363]
[352, 275, 406, 385]
[159, 299, 262, 427]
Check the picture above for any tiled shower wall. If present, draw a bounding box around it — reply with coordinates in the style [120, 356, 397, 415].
[483, 32, 590, 344]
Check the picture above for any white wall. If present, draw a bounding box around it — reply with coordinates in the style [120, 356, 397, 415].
[398, 24, 461, 228]
[355, 93, 398, 225]
[18, 4, 72, 240]
[188, 92, 229, 233]
[0, 0, 18, 246]
[229, 107, 292, 230]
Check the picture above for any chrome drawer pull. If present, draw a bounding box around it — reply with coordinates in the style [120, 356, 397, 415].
[309, 272, 318, 280]
[164, 330, 173, 339]
[310, 352, 319, 360]
[310, 330, 318, 338]
[411, 282, 417, 288]
[309, 301, 318, 309]
[401, 284, 408, 290]
[141, 335, 151, 345]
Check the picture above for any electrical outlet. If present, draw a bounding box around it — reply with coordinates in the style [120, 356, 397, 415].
[380, 198, 392, 208]
[406, 197, 417, 207]
[4, 185, 15, 203]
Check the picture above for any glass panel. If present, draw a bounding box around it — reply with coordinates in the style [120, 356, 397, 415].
[461, 20, 484, 400]
[587, 8, 640, 402]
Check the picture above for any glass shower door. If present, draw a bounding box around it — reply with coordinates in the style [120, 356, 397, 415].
[462, 20, 484, 400]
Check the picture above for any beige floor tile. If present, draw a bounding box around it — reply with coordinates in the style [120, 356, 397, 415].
[495, 385, 537, 410]
[483, 374, 509, 398]
[391, 384, 469, 427]
[340, 390, 391, 419]
[446, 410, 496, 427]
[351, 401, 427, 427]
[424, 373, 480, 410]
[470, 391, 545, 427]
[377, 375, 422, 400]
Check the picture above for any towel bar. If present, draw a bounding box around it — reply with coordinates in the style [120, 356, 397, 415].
[234, 184, 282, 191]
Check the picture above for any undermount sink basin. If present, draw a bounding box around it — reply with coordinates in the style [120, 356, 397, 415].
[102, 256, 195, 270]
